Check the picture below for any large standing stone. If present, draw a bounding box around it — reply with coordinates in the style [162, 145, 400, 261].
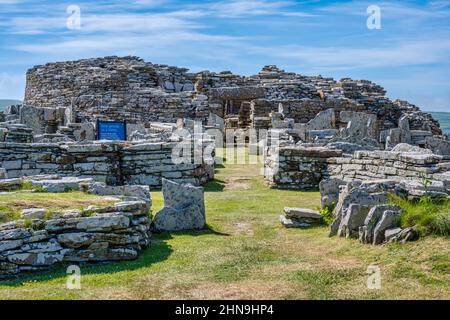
[153, 179, 205, 232]
[359, 205, 402, 244]
[319, 178, 345, 210]
[373, 210, 401, 245]
[330, 186, 389, 236]
[337, 204, 370, 238]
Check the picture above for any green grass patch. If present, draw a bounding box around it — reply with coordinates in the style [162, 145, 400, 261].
[392, 195, 450, 236]
[0, 148, 449, 300]
[0, 191, 117, 223]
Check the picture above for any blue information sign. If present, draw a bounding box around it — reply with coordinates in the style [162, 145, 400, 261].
[96, 120, 127, 141]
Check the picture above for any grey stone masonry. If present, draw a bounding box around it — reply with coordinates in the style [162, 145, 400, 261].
[20, 56, 442, 136]
[265, 146, 343, 189]
[327, 150, 449, 192]
[0, 140, 214, 188]
[0, 199, 152, 279]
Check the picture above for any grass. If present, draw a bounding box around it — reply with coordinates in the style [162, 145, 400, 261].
[0, 148, 449, 300]
[0, 191, 117, 223]
[392, 195, 450, 237]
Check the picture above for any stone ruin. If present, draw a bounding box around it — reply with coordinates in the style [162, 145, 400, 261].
[0, 175, 206, 279]
[0, 55, 448, 257]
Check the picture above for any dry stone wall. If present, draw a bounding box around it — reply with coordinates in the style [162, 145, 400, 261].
[22, 56, 442, 137]
[265, 146, 343, 189]
[0, 199, 152, 279]
[24, 56, 209, 125]
[0, 141, 214, 188]
[327, 150, 450, 191]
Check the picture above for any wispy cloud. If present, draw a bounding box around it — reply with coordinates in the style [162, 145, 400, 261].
[196, 0, 313, 18]
[259, 39, 450, 70]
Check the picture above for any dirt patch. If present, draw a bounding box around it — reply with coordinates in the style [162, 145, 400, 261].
[232, 222, 254, 236]
[224, 178, 252, 190]
[175, 281, 299, 300]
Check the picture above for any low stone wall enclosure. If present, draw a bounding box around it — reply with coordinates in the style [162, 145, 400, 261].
[0, 185, 152, 279]
[0, 176, 206, 279]
[0, 140, 214, 188]
[265, 146, 449, 194]
[265, 146, 343, 189]
[328, 150, 450, 189]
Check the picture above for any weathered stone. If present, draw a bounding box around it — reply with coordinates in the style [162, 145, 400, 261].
[319, 178, 345, 209]
[385, 227, 416, 243]
[24, 230, 50, 243]
[76, 214, 131, 232]
[153, 179, 205, 231]
[57, 233, 94, 248]
[45, 213, 130, 233]
[21, 208, 46, 219]
[373, 210, 401, 245]
[337, 204, 370, 238]
[391, 143, 432, 154]
[30, 176, 92, 193]
[0, 178, 22, 191]
[63, 248, 138, 262]
[330, 185, 390, 236]
[88, 182, 151, 204]
[425, 136, 450, 156]
[359, 205, 402, 244]
[284, 208, 322, 220]
[335, 111, 379, 146]
[0, 228, 33, 241]
[70, 122, 95, 141]
[280, 215, 315, 228]
[7, 252, 63, 266]
[21, 239, 63, 253]
[0, 240, 23, 252]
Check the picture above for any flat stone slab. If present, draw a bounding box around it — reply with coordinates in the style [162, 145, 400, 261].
[284, 208, 323, 220]
[280, 216, 317, 228]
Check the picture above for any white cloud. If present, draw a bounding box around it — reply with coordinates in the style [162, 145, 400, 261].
[249, 39, 450, 70]
[321, 0, 450, 18]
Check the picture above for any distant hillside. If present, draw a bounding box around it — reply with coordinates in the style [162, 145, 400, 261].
[431, 112, 450, 133]
[0, 99, 22, 111]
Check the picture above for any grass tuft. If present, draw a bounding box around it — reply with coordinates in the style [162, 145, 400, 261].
[391, 195, 450, 236]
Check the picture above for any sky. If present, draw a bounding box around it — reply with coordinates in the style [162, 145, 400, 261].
[0, 0, 449, 112]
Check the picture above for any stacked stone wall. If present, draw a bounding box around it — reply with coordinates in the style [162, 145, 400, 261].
[265, 146, 343, 189]
[327, 151, 449, 188]
[0, 141, 214, 188]
[0, 200, 151, 279]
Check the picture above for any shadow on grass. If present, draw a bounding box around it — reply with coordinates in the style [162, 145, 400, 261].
[0, 225, 228, 286]
[271, 187, 320, 193]
[204, 179, 225, 192]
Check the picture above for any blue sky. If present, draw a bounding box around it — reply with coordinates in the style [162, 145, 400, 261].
[1, 0, 450, 111]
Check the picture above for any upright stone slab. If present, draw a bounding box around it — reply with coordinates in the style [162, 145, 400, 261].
[153, 179, 206, 232]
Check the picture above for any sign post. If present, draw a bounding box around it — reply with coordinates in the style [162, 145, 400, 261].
[96, 120, 127, 141]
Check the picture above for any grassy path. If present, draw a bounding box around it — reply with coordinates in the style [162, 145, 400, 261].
[0, 150, 449, 299]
